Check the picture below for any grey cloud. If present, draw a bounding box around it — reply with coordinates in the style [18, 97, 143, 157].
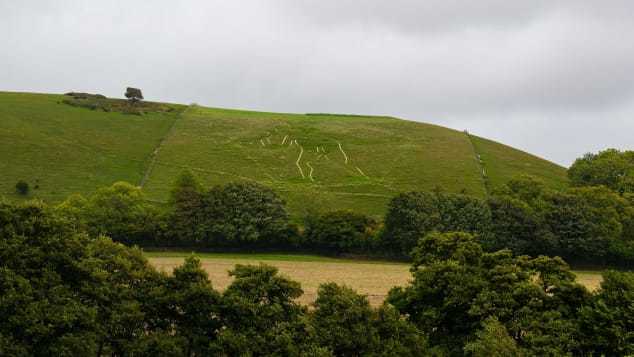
[2, 1, 634, 166]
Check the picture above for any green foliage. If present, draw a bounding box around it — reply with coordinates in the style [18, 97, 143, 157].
[165, 256, 222, 356]
[464, 317, 523, 357]
[0, 199, 162, 355]
[164, 179, 292, 247]
[486, 176, 634, 266]
[569, 148, 634, 194]
[216, 264, 311, 355]
[485, 195, 552, 256]
[304, 210, 378, 253]
[14, 180, 29, 196]
[311, 283, 427, 356]
[56, 181, 158, 245]
[382, 191, 491, 256]
[202, 182, 290, 245]
[166, 171, 204, 244]
[311, 283, 379, 355]
[388, 232, 589, 355]
[4, 198, 634, 355]
[542, 187, 624, 260]
[125, 87, 144, 102]
[578, 271, 634, 355]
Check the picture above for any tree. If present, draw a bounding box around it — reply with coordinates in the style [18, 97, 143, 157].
[464, 317, 523, 357]
[125, 87, 144, 103]
[578, 270, 634, 355]
[216, 264, 312, 355]
[387, 231, 588, 355]
[487, 177, 634, 266]
[382, 191, 491, 256]
[304, 210, 378, 253]
[165, 256, 222, 356]
[311, 283, 427, 356]
[56, 181, 158, 245]
[542, 187, 624, 262]
[198, 182, 291, 246]
[14, 180, 29, 196]
[164, 171, 204, 245]
[0, 199, 164, 355]
[568, 149, 634, 194]
[484, 195, 553, 256]
[311, 283, 379, 356]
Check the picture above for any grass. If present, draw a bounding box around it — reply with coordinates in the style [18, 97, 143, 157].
[0, 92, 184, 201]
[470, 135, 569, 192]
[141, 105, 567, 218]
[0, 91, 567, 217]
[146, 252, 605, 306]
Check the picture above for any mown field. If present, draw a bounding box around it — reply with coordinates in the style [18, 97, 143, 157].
[1, 91, 567, 218]
[146, 252, 603, 306]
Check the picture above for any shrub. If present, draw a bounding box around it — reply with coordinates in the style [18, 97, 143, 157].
[56, 182, 158, 245]
[304, 210, 378, 253]
[14, 181, 29, 196]
[381, 191, 491, 256]
[388, 231, 589, 355]
[569, 149, 634, 194]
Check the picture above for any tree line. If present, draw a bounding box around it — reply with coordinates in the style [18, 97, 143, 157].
[47, 148, 634, 267]
[1, 199, 633, 355]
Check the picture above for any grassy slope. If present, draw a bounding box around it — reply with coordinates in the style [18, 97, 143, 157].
[0, 91, 567, 217]
[143, 106, 486, 218]
[0, 92, 183, 201]
[470, 135, 569, 191]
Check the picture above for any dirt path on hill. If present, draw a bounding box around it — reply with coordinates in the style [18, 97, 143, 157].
[139, 105, 191, 188]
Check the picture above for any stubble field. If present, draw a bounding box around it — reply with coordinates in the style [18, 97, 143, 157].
[147, 253, 603, 306]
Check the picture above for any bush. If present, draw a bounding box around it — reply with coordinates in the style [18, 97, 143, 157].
[381, 191, 491, 256]
[163, 177, 292, 248]
[14, 180, 29, 196]
[303, 211, 378, 254]
[569, 149, 634, 194]
[56, 182, 158, 245]
[485, 176, 634, 266]
[388, 231, 589, 355]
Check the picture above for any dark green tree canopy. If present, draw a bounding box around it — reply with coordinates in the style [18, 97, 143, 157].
[304, 210, 377, 253]
[388, 231, 590, 355]
[569, 149, 634, 194]
[382, 191, 491, 256]
[124, 87, 144, 102]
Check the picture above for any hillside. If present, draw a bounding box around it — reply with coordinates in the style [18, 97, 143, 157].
[0, 92, 568, 217]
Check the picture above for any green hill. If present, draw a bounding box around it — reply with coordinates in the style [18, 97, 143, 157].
[0, 92, 568, 218]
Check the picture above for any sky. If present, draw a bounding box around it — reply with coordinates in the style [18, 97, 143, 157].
[2, 1, 633, 166]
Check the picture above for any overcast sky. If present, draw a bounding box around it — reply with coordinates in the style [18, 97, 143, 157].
[2, 1, 633, 166]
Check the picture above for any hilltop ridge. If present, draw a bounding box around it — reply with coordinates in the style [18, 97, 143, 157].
[0, 91, 567, 217]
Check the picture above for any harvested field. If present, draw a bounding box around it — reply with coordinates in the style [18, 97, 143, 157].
[149, 255, 410, 306]
[147, 253, 605, 306]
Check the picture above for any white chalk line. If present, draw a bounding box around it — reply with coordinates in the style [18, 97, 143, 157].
[281, 135, 288, 145]
[260, 139, 265, 146]
[295, 146, 305, 178]
[337, 142, 349, 164]
[306, 162, 315, 181]
[356, 166, 368, 178]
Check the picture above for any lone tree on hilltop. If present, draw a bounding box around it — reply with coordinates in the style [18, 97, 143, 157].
[125, 87, 143, 103]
